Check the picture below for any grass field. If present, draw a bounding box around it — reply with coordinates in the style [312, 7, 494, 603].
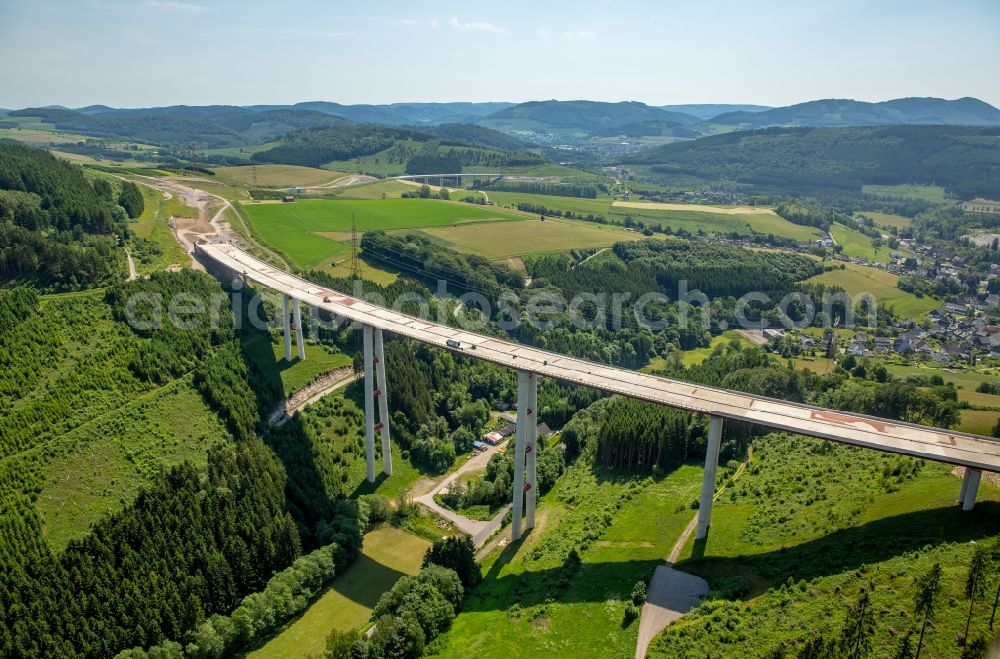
[487, 191, 615, 216]
[0, 291, 232, 550]
[678, 331, 754, 367]
[415, 217, 640, 259]
[0, 127, 88, 144]
[248, 527, 431, 659]
[958, 409, 999, 436]
[790, 356, 837, 374]
[859, 211, 912, 229]
[884, 363, 1000, 398]
[830, 222, 892, 263]
[862, 184, 949, 202]
[213, 164, 347, 188]
[430, 463, 704, 659]
[240, 199, 525, 270]
[129, 184, 191, 272]
[37, 378, 229, 550]
[804, 262, 939, 320]
[653, 433, 1000, 658]
[485, 192, 819, 241]
[334, 179, 417, 200]
[241, 328, 353, 399]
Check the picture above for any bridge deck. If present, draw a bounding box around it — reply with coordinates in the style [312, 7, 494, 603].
[198, 243, 1000, 472]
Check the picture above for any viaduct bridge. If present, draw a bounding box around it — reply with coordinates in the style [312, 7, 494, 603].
[196, 243, 1000, 542]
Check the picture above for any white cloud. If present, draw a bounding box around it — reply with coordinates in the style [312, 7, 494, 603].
[448, 17, 505, 33]
[143, 0, 210, 13]
[561, 30, 596, 40]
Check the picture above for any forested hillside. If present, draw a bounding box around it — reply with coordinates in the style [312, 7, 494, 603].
[0, 273, 361, 657]
[707, 96, 1000, 129]
[0, 141, 131, 288]
[7, 106, 351, 148]
[628, 125, 1000, 200]
[253, 124, 544, 171]
[479, 100, 700, 135]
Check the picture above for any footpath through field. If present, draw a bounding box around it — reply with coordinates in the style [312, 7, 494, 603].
[635, 448, 753, 658]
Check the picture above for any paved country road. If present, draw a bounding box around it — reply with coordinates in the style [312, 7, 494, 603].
[414, 442, 511, 546]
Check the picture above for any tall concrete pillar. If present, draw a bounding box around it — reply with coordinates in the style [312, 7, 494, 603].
[962, 468, 982, 511]
[958, 468, 971, 504]
[374, 328, 392, 476]
[282, 294, 292, 361]
[696, 415, 724, 540]
[525, 372, 538, 530]
[511, 370, 529, 541]
[363, 324, 376, 483]
[293, 298, 305, 360]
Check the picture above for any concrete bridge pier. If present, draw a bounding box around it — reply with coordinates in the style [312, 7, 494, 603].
[511, 370, 529, 541]
[374, 327, 392, 476]
[525, 372, 539, 530]
[363, 324, 377, 482]
[293, 298, 305, 360]
[282, 294, 292, 361]
[696, 415, 724, 540]
[960, 468, 982, 511]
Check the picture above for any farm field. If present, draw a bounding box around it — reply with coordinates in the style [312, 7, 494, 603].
[884, 363, 1000, 396]
[334, 179, 422, 199]
[804, 262, 939, 320]
[654, 433, 1000, 658]
[213, 164, 348, 188]
[613, 200, 776, 215]
[247, 527, 431, 659]
[958, 408, 999, 436]
[487, 191, 820, 241]
[859, 210, 912, 229]
[240, 198, 524, 270]
[830, 222, 893, 263]
[862, 183, 948, 202]
[431, 463, 704, 659]
[415, 217, 641, 259]
[487, 190, 614, 216]
[0, 126, 88, 144]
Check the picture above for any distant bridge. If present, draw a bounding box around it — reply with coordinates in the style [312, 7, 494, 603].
[196, 243, 1000, 543]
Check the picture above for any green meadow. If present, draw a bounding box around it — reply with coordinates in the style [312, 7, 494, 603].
[239, 198, 524, 270]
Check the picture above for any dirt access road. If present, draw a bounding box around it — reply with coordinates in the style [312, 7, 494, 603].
[268, 367, 359, 427]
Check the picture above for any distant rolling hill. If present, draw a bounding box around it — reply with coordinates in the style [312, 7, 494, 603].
[7, 106, 352, 148]
[247, 101, 515, 126]
[660, 103, 772, 120]
[627, 124, 1000, 200]
[252, 123, 544, 173]
[478, 100, 701, 137]
[707, 97, 1000, 129]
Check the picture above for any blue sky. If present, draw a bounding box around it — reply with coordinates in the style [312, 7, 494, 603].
[1, 0, 998, 109]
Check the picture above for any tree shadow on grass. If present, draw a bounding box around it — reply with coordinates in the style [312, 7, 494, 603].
[461, 503, 1000, 612]
[329, 552, 413, 610]
[680, 501, 1000, 587]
